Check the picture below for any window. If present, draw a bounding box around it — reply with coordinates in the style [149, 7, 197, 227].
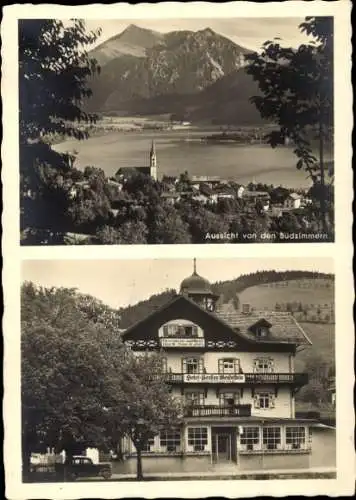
[188, 427, 208, 451]
[185, 391, 205, 406]
[240, 427, 260, 450]
[262, 427, 281, 450]
[253, 358, 274, 373]
[161, 357, 168, 372]
[218, 358, 240, 374]
[219, 392, 240, 407]
[142, 437, 155, 452]
[182, 357, 204, 374]
[163, 324, 198, 338]
[256, 327, 268, 338]
[286, 427, 306, 449]
[254, 392, 275, 409]
[205, 297, 215, 312]
[160, 429, 181, 452]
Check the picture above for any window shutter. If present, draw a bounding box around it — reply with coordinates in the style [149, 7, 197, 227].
[193, 326, 198, 337]
[270, 394, 275, 408]
[218, 359, 224, 373]
[269, 359, 274, 373]
[253, 359, 259, 373]
[163, 325, 168, 336]
[198, 358, 204, 373]
[182, 358, 186, 373]
[234, 392, 240, 404]
[235, 358, 240, 373]
[254, 394, 260, 409]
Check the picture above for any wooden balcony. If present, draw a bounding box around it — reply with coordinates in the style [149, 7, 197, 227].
[184, 404, 252, 418]
[163, 372, 308, 386]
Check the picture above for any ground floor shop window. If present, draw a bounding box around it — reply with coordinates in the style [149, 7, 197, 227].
[160, 429, 181, 452]
[240, 427, 260, 450]
[286, 426, 306, 449]
[262, 427, 281, 450]
[188, 427, 208, 451]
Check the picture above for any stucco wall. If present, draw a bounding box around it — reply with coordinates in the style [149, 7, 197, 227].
[309, 427, 336, 468]
[238, 453, 309, 470]
[113, 455, 212, 475]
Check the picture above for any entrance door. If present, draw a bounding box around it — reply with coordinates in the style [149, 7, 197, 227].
[212, 434, 231, 462]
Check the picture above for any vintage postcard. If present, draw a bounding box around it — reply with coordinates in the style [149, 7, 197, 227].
[1, 1, 354, 500]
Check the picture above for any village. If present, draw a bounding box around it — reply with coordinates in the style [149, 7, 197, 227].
[68, 141, 313, 221]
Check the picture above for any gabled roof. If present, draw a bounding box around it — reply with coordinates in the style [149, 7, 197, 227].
[121, 294, 312, 346]
[214, 306, 312, 346]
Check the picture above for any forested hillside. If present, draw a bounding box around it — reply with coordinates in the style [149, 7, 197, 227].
[118, 270, 334, 327]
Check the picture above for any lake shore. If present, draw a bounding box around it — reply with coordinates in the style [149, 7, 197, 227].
[53, 126, 331, 190]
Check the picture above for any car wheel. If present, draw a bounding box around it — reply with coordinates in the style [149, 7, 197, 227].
[102, 469, 112, 480]
[69, 472, 78, 481]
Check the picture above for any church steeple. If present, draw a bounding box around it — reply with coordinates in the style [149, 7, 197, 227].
[149, 140, 157, 181]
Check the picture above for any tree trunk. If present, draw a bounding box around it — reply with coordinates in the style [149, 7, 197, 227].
[319, 121, 328, 234]
[63, 447, 74, 481]
[136, 448, 143, 481]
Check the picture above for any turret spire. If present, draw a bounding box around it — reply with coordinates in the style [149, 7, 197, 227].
[193, 258, 197, 274]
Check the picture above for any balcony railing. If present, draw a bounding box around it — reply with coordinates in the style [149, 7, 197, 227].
[163, 372, 308, 385]
[184, 404, 251, 418]
[244, 373, 308, 385]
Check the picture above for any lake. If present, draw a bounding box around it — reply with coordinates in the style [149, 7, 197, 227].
[54, 129, 315, 189]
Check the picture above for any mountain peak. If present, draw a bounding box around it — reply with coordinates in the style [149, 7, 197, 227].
[198, 27, 215, 35]
[120, 24, 159, 37]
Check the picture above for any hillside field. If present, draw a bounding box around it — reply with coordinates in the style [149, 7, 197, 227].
[294, 322, 335, 370]
[238, 279, 334, 309]
[237, 278, 335, 370]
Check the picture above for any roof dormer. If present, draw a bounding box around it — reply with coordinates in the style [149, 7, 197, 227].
[249, 318, 272, 339]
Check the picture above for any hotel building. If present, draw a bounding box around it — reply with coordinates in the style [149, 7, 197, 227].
[120, 263, 315, 473]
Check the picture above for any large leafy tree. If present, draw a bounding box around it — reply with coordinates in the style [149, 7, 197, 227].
[19, 19, 101, 241]
[245, 16, 333, 233]
[105, 351, 184, 480]
[21, 282, 124, 479]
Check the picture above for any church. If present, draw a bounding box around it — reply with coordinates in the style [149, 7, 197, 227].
[116, 140, 158, 181]
[120, 262, 317, 473]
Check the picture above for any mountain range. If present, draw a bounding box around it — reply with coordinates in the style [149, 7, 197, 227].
[87, 24, 263, 124]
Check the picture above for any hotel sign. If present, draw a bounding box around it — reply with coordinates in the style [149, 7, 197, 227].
[183, 374, 246, 383]
[160, 338, 205, 348]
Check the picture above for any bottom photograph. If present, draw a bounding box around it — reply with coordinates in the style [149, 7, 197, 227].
[21, 257, 336, 482]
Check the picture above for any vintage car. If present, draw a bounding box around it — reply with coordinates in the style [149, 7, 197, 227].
[59, 455, 112, 480]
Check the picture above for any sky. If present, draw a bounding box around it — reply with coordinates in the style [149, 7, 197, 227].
[22, 258, 333, 310]
[85, 18, 311, 52]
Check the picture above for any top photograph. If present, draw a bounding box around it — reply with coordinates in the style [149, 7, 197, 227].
[19, 16, 334, 245]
